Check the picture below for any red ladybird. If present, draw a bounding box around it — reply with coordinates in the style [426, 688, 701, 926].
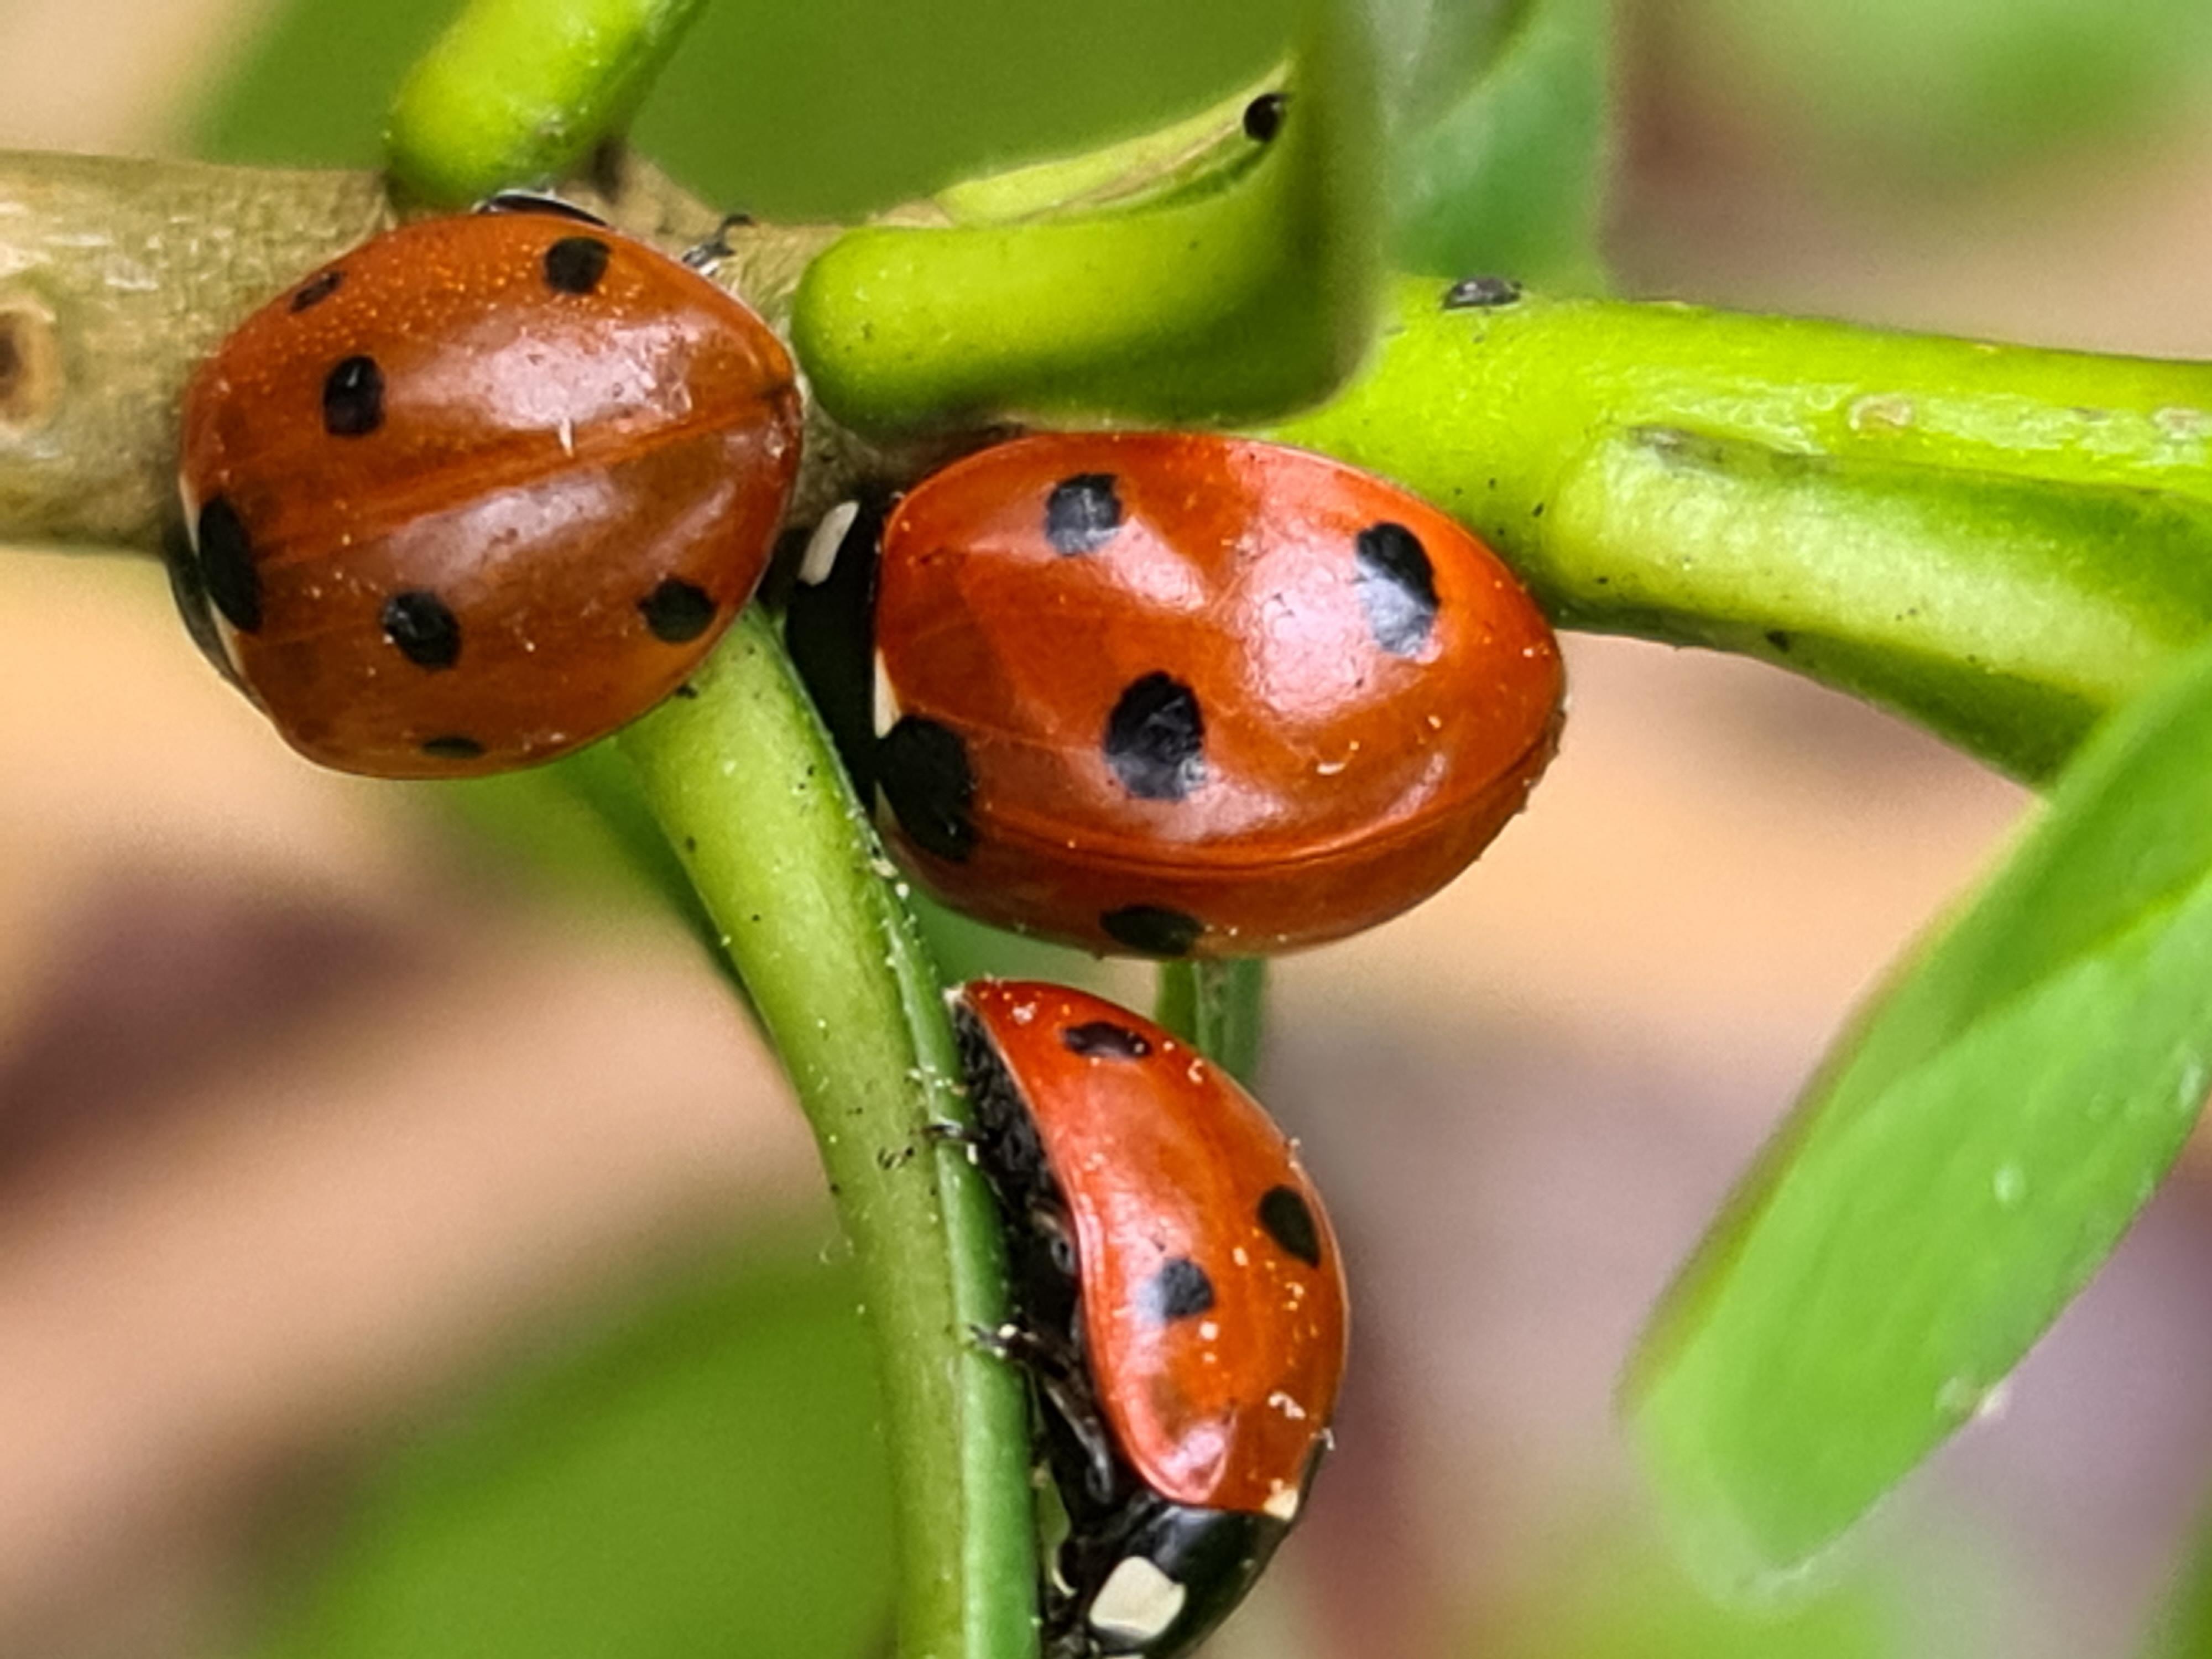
[867, 432, 1563, 956]
[176, 198, 802, 778]
[952, 979, 1348, 1658]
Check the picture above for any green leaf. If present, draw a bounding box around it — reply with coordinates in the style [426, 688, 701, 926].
[791, 0, 1383, 434]
[246, 1241, 894, 1659]
[1625, 632, 2212, 1598]
[1391, 0, 1613, 288]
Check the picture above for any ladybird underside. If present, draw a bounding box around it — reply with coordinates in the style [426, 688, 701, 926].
[935, 771, 1536, 878]
[955, 1001, 1307, 1659]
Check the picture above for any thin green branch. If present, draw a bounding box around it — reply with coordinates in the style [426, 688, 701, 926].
[618, 610, 1037, 1659]
[1277, 277, 2212, 781]
[1154, 959, 1270, 1088]
[388, 0, 710, 207]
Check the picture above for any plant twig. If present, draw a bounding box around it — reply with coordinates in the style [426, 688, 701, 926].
[1277, 276, 2212, 781]
[1154, 959, 1269, 1087]
[618, 611, 1039, 1659]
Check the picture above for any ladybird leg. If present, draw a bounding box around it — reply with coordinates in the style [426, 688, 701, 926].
[919, 1115, 979, 1146]
[972, 1324, 1122, 1508]
[473, 190, 609, 226]
[968, 1319, 1054, 1365]
[680, 211, 757, 270]
[792, 499, 864, 588]
[1034, 1371, 1123, 1509]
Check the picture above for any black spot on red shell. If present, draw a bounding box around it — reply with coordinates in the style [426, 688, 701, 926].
[289, 269, 343, 311]
[1099, 905, 1204, 958]
[1062, 1021, 1152, 1061]
[543, 235, 611, 295]
[420, 734, 486, 761]
[1146, 1256, 1218, 1323]
[1104, 672, 1205, 801]
[1354, 522, 1439, 656]
[382, 590, 462, 670]
[878, 716, 977, 862]
[478, 191, 608, 226]
[1045, 473, 1123, 555]
[1258, 1185, 1322, 1267]
[640, 577, 717, 643]
[322, 355, 384, 437]
[1442, 275, 1523, 310]
[195, 495, 261, 633]
[1243, 91, 1288, 142]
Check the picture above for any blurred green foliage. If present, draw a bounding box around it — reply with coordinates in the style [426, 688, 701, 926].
[244, 1240, 894, 1659]
[2145, 1508, 2212, 1658]
[195, 0, 1285, 216]
[1392, 0, 1610, 288]
[1472, 1522, 1901, 1659]
[1686, 0, 2212, 189]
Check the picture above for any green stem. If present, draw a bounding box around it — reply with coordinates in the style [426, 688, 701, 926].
[791, 0, 1381, 435]
[387, 0, 708, 206]
[1153, 959, 1269, 1088]
[1277, 277, 2212, 783]
[617, 611, 1036, 1659]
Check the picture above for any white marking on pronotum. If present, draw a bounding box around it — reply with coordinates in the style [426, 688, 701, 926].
[1088, 1556, 1188, 1646]
[798, 499, 862, 586]
[1261, 1481, 1302, 1522]
[873, 650, 900, 738]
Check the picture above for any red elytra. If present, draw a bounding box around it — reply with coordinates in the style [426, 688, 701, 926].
[176, 204, 801, 778]
[872, 432, 1564, 957]
[956, 978, 1347, 1520]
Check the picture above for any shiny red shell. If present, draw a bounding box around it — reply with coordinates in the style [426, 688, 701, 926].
[873, 432, 1564, 956]
[178, 207, 802, 778]
[958, 979, 1348, 1518]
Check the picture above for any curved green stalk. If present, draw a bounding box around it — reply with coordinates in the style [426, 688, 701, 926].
[791, 1, 1380, 435]
[1154, 960, 1270, 1088]
[933, 72, 1284, 227]
[1277, 278, 2212, 782]
[618, 611, 1035, 1659]
[388, 0, 708, 206]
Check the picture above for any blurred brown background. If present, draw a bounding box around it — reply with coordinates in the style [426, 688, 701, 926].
[2, 2, 2211, 1656]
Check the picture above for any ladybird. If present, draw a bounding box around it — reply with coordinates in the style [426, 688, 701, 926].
[866, 432, 1564, 956]
[176, 201, 802, 778]
[952, 979, 1348, 1658]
